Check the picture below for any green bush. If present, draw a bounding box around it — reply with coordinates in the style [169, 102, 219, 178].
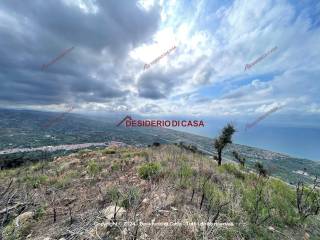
[242, 179, 272, 225]
[121, 187, 140, 209]
[123, 151, 148, 158]
[178, 162, 194, 187]
[111, 162, 121, 171]
[3, 219, 33, 240]
[138, 162, 161, 180]
[103, 149, 116, 154]
[30, 162, 48, 172]
[105, 186, 122, 203]
[204, 181, 225, 207]
[34, 206, 46, 220]
[220, 163, 245, 179]
[268, 179, 300, 226]
[86, 160, 102, 178]
[24, 175, 48, 188]
[78, 149, 91, 155]
[50, 170, 80, 189]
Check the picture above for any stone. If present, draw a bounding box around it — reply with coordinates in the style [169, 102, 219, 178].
[15, 211, 34, 227]
[102, 206, 126, 221]
[89, 223, 109, 238]
[170, 206, 178, 211]
[304, 232, 310, 240]
[267, 226, 275, 231]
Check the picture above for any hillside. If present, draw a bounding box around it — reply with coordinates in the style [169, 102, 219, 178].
[0, 108, 319, 184]
[1, 145, 319, 239]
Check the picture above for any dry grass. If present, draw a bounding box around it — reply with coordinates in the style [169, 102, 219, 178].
[0, 145, 319, 240]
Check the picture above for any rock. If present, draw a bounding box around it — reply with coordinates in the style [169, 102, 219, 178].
[170, 206, 178, 211]
[3, 212, 35, 240]
[102, 206, 126, 221]
[15, 211, 34, 227]
[267, 226, 275, 231]
[157, 209, 170, 215]
[89, 223, 109, 238]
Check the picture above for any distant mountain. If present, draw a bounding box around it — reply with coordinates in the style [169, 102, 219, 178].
[0, 108, 319, 183]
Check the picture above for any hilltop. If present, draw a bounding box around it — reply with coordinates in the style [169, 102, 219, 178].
[1, 144, 319, 239]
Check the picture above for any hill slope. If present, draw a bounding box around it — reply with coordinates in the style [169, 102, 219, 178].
[1, 145, 319, 239]
[0, 108, 319, 183]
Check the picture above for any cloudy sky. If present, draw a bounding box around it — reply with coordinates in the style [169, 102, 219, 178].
[1, 0, 319, 121]
[1, 0, 320, 158]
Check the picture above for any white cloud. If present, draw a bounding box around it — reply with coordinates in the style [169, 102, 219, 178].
[0, 0, 319, 127]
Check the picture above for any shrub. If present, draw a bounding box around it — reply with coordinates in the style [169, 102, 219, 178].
[232, 150, 246, 167]
[202, 181, 229, 223]
[30, 162, 48, 172]
[24, 175, 48, 188]
[153, 142, 161, 147]
[34, 206, 46, 220]
[204, 182, 225, 206]
[122, 151, 148, 158]
[86, 160, 102, 178]
[220, 163, 245, 179]
[255, 162, 268, 177]
[178, 162, 193, 187]
[295, 177, 320, 221]
[78, 149, 91, 155]
[242, 179, 272, 225]
[105, 186, 122, 203]
[268, 179, 299, 226]
[138, 162, 161, 180]
[121, 187, 140, 209]
[3, 219, 33, 240]
[103, 149, 116, 154]
[111, 162, 121, 172]
[48, 169, 80, 189]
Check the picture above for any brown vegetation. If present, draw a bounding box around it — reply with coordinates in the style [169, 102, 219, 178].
[0, 144, 319, 239]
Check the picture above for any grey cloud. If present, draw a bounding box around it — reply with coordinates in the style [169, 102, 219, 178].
[139, 104, 163, 114]
[137, 72, 176, 100]
[0, 0, 160, 107]
[136, 57, 198, 100]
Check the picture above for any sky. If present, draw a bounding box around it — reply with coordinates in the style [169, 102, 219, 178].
[0, 0, 319, 159]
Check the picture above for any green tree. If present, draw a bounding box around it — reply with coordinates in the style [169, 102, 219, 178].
[213, 124, 236, 166]
[232, 150, 246, 167]
[255, 162, 268, 178]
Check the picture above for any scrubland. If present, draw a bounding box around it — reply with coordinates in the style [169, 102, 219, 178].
[0, 144, 319, 240]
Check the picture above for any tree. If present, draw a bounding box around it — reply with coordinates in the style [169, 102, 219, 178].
[232, 150, 246, 167]
[213, 124, 236, 166]
[255, 162, 268, 178]
[152, 142, 161, 147]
